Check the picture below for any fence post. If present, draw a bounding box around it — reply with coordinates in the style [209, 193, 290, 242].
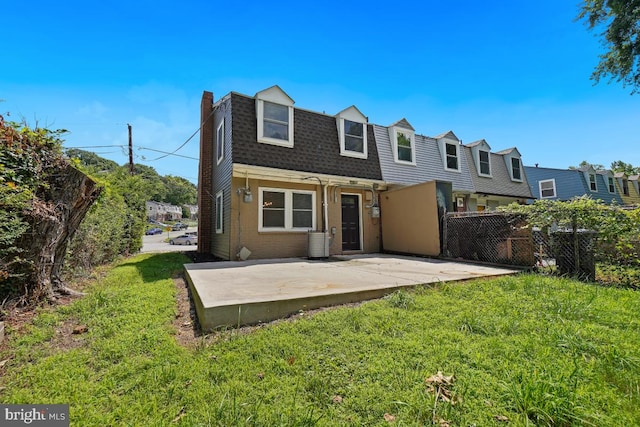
[572, 213, 580, 275]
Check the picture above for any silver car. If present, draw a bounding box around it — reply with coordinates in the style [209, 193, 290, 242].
[169, 234, 198, 246]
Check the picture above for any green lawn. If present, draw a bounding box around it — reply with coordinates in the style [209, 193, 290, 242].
[1, 253, 639, 426]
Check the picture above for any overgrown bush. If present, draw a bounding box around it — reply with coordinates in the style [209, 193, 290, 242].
[503, 197, 640, 286]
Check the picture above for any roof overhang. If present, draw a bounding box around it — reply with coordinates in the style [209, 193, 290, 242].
[233, 164, 388, 190]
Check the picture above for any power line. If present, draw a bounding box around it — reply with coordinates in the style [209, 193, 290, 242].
[138, 146, 198, 160]
[144, 109, 215, 161]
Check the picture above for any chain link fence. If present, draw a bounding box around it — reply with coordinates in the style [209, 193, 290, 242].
[442, 212, 535, 267]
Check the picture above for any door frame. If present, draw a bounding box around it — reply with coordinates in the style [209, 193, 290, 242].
[341, 192, 363, 252]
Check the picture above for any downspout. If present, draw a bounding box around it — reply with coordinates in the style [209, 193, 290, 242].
[303, 176, 326, 232]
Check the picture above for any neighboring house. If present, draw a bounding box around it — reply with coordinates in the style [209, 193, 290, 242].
[183, 204, 199, 220]
[146, 201, 182, 221]
[373, 124, 475, 212]
[524, 165, 623, 204]
[613, 172, 640, 206]
[462, 142, 534, 210]
[197, 86, 389, 260]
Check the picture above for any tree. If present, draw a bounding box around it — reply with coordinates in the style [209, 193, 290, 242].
[0, 116, 101, 302]
[569, 160, 605, 170]
[577, 0, 640, 94]
[162, 175, 197, 207]
[610, 160, 640, 175]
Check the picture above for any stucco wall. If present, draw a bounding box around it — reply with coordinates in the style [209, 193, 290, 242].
[229, 177, 381, 260]
[379, 181, 440, 256]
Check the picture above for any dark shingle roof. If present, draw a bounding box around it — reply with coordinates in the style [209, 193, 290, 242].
[230, 93, 382, 180]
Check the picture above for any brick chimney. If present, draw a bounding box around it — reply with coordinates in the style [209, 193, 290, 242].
[197, 91, 214, 254]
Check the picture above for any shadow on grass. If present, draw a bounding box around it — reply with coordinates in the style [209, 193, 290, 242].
[117, 252, 192, 283]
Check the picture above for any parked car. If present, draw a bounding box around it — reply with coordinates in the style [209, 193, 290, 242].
[145, 227, 163, 235]
[172, 222, 188, 231]
[169, 234, 197, 245]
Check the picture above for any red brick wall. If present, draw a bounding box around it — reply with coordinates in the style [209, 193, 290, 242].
[197, 91, 214, 254]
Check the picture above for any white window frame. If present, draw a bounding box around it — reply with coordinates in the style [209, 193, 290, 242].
[338, 118, 367, 158]
[390, 127, 416, 165]
[216, 120, 224, 165]
[510, 157, 523, 182]
[539, 179, 556, 199]
[607, 176, 616, 194]
[215, 190, 223, 234]
[256, 100, 294, 148]
[589, 174, 597, 192]
[478, 149, 491, 177]
[444, 141, 460, 172]
[258, 187, 316, 232]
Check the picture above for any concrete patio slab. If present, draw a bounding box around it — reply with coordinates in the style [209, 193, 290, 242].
[184, 254, 520, 331]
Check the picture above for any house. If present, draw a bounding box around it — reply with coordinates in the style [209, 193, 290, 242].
[183, 204, 198, 220]
[373, 124, 475, 212]
[197, 86, 389, 260]
[613, 172, 640, 206]
[462, 142, 534, 209]
[524, 165, 623, 204]
[146, 201, 182, 222]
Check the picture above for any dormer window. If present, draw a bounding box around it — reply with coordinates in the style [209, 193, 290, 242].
[336, 106, 367, 159]
[511, 157, 522, 181]
[445, 142, 459, 171]
[255, 86, 295, 148]
[608, 176, 615, 193]
[479, 150, 490, 176]
[589, 174, 597, 191]
[389, 120, 416, 165]
[397, 131, 413, 162]
[622, 179, 630, 196]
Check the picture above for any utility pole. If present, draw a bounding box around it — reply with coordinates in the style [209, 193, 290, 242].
[127, 123, 134, 175]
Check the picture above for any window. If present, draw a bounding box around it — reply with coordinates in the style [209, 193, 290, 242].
[343, 120, 365, 155]
[479, 150, 491, 175]
[539, 179, 556, 198]
[259, 188, 315, 231]
[395, 130, 414, 163]
[608, 177, 615, 193]
[589, 174, 597, 191]
[216, 120, 224, 164]
[336, 106, 368, 158]
[511, 157, 522, 181]
[445, 142, 459, 171]
[255, 86, 295, 148]
[215, 191, 223, 233]
[622, 179, 630, 196]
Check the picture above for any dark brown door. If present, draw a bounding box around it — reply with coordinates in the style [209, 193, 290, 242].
[341, 194, 361, 251]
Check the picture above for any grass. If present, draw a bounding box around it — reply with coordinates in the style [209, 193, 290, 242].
[1, 253, 640, 426]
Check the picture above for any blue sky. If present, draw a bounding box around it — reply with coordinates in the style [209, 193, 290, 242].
[3, 1, 639, 184]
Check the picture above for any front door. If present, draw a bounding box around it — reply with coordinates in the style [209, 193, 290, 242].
[341, 194, 361, 251]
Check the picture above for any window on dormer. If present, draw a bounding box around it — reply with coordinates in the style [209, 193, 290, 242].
[511, 157, 522, 181]
[397, 131, 413, 162]
[608, 177, 615, 193]
[255, 87, 295, 148]
[622, 179, 629, 196]
[445, 142, 459, 171]
[479, 150, 490, 175]
[263, 101, 289, 141]
[344, 120, 364, 153]
[589, 174, 597, 191]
